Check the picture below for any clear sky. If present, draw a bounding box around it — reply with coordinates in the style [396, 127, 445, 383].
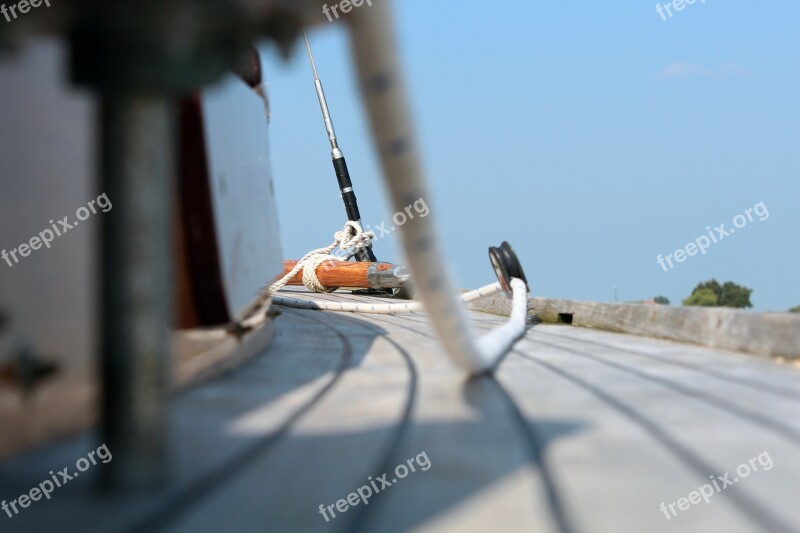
[260, 0, 799, 311]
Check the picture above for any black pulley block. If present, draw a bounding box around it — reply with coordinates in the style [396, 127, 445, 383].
[488, 241, 529, 297]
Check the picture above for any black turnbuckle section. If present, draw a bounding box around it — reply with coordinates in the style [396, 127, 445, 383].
[333, 156, 377, 262]
[333, 156, 361, 221]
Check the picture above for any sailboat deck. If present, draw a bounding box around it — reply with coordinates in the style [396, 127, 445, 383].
[1, 288, 799, 532]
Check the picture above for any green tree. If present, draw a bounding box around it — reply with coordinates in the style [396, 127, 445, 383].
[691, 280, 721, 301]
[683, 287, 718, 307]
[789, 305, 800, 314]
[719, 282, 753, 308]
[686, 279, 753, 308]
[654, 296, 670, 305]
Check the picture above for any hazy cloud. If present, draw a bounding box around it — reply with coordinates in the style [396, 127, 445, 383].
[660, 62, 750, 78]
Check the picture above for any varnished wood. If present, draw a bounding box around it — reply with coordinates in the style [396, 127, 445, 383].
[282, 259, 393, 288]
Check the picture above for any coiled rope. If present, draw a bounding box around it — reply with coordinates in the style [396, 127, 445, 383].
[239, 221, 375, 330]
[270, 221, 375, 295]
[238, 214, 529, 373]
[272, 280, 506, 313]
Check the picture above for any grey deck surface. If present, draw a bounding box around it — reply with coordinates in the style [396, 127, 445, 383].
[1, 288, 800, 533]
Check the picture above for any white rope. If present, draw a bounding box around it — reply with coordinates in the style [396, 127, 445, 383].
[238, 221, 374, 330]
[271, 278, 528, 373]
[346, 2, 529, 374]
[300, 254, 337, 293]
[272, 281, 504, 313]
[475, 278, 528, 363]
[270, 220, 375, 295]
[242, 224, 527, 374]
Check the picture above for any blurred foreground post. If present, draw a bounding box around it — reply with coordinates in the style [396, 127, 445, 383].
[98, 95, 174, 489]
[69, 0, 244, 490]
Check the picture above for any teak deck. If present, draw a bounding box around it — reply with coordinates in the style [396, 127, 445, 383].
[1, 288, 799, 532]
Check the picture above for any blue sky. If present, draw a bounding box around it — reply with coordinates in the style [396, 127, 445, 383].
[260, 0, 799, 311]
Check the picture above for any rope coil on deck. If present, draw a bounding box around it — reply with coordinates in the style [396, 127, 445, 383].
[239, 214, 529, 374]
[238, 222, 374, 330]
[272, 281, 506, 313]
[271, 221, 376, 295]
[269, 277, 529, 374]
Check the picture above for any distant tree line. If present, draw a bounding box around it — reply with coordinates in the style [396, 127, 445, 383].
[655, 281, 796, 312]
[683, 279, 753, 308]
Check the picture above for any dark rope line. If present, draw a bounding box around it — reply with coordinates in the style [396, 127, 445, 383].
[532, 329, 800, 402]
[312, 313, 419, 533]
[363, 312, 577, 533]
[482, 376, 578, 533]
[523, 335, 800, 446]
[513, 349, 796, 533]
[342, 303, 796, 532]
[122, 311, 354, 533]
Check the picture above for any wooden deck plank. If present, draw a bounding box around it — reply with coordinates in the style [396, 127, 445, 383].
[503, 334, 800, 533]
[1, 288, 799, 533]
[536, 326, 800, 399]
[350, 311, 800, 533]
